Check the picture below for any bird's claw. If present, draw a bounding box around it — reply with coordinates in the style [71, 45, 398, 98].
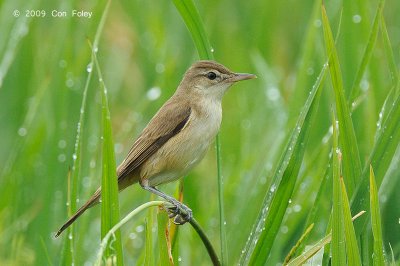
[164, 202, 192, 225]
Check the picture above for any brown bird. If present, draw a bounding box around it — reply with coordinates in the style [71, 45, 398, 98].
[55, 60, 256, 237]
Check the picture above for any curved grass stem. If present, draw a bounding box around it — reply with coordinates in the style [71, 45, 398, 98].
[95, 200, 221, 266]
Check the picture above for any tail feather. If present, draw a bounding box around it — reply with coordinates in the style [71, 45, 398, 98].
[55, 188, 101, 238]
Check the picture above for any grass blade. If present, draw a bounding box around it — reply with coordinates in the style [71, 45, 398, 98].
[380, 16, 399, 88]
[340, 177, 362, 266]
[60, 1, 112, 265]
[321, 4, 362, 197]
[144, 203, 155, 266]
[369, 166, 385, 266]
[287, 233, 332, 266]
[98, 62, 123, 264]
[287, 211, 366, 266]
[172, 0, 214, 60]
[349, 0, 385, 104]
[96, 201, 165, 266]
[331, 114, 346, 266]
[351, 88, 400, 234]
[157, 210, 172, 265]
[241, 63, 326, 265]
[284, 223, 314, 264]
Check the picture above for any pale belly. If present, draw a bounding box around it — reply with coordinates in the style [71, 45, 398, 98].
[141, 103, 222, 187]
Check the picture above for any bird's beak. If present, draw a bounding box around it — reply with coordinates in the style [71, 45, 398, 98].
[227, 73, 257, 83]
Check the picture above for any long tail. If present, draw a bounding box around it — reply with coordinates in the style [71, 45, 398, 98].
[55, 188, 101, 238]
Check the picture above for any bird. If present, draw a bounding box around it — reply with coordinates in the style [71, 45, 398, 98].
[55, 60, 256, 237]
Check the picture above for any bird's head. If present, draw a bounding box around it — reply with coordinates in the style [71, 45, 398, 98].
[177, 60, 256, 101]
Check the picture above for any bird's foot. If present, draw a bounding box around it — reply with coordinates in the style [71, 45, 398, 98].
[164, 201, 193, 225]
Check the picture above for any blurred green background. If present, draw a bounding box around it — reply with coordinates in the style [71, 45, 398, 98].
[0, 0, 399, 265]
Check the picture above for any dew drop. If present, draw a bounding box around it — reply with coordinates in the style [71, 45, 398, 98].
[59, 60, 67, 68]
[136, 225, 144, 233]
[281, 226, 289, 234]
[18, 127, 27, 136]
[314, 19, 322, 27]
[58, 154, 66, 162]
[86, 63, 93, 73]
[294, 204, 302, 212]
[352, 14, 362, 24]
[155, 63, 165, 73]
[66, 78, 74, 88]
[90, 159, 96, 169]
[58, 139, 67, 149]
[146, 87, 161, 101]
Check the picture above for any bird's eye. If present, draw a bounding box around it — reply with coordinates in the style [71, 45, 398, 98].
[206, 71, 217, 80]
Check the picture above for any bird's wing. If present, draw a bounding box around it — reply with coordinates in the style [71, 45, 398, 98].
[117, 99, 192, 180]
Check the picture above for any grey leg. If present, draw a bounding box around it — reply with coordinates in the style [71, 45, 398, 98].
[141, 184, 193, 224]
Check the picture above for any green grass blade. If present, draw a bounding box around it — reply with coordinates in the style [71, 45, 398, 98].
[241, 63, 326, 265]
[287, 233, 332, 266]
[99, 71, 124, 264]
[287, 211, 366, 266]
[284, 223, 314, 264]
[321, 5, 362, 197]
[340, 177, 362, 266]
[369, 166, 385, 266]
[157, 210, 171, 265]
[351, 89, 400, 234]
[380, 16, 399, 88]
[331, 112, 346, 266]
[144, 207, 155, 266]
[172, 0, 214, 60]
[60, 1, 112, 265]
[96, 201, 165, 266]
[349, 0, 385, 104]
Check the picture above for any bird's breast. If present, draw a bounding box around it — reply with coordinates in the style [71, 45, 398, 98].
[143, 100, 222, 186]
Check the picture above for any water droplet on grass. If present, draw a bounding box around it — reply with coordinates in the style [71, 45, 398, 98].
[136, 225, 144, 233]
[58, 154, 66, 162]
[18, 127, 27, 136]
[294, 204, 302, 212]
[155, 63, 165, 73]
[352, 14, 362, 23]
[58, 139, 67, 149]
[281, 226, 288, 234]
[146, 87, 161, 101]
[314, 19, 322, 27]
[86, 63, 93, 73]
[59, 60, 67, 68]
[66, 78, 74, 88]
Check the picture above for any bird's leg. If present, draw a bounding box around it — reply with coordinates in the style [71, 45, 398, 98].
[140, 184, 192, 225]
